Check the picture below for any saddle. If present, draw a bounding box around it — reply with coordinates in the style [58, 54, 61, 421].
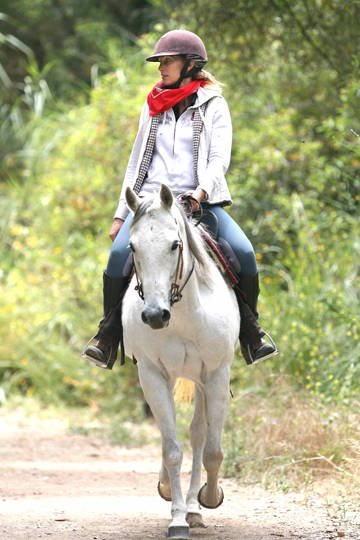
[180, 195, 241, 281]
[191, 209, 240, 287]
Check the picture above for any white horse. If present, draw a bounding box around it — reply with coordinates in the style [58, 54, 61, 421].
[123, 184, 239, 540]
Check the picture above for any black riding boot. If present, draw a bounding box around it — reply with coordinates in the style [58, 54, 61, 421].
[235, 273, 278, 365]
[82, 272, 129, 370]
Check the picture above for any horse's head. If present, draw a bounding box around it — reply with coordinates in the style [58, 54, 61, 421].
[125, 184, 188, 330]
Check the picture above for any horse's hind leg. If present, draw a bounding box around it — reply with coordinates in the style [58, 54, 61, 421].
[198, 365, 230, 510]
[138, 360, 189, 540]
[186, 384, 206, 528]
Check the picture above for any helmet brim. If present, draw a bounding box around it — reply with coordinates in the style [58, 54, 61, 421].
[146, 52, 184, 62]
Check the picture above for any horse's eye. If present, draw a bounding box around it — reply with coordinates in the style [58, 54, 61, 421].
[171, 241, 179, 251]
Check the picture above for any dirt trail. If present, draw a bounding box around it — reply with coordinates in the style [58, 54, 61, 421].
[0, 412, 358, 540]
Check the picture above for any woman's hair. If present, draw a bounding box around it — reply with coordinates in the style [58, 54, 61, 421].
[192, 60, 223, 94]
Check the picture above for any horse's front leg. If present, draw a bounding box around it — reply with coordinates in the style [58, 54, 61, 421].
[186, 384, 206, 528]
[198, 365, 231, 510]
[138, 360, 189, 540]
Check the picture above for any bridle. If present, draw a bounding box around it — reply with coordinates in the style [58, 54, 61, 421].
[133, 230, 195, 307]
[133, 195, 201, 307]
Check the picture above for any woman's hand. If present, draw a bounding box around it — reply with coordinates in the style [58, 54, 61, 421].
[109, 218, 124, 242]
[181, 188, 207, 213]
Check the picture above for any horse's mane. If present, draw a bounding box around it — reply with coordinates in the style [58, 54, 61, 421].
[130, 197, 214, 283]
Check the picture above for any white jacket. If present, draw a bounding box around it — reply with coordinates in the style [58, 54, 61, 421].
[114, 86, 233, 220]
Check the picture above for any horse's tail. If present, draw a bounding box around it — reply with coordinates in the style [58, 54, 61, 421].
[173, 378, 195, 408]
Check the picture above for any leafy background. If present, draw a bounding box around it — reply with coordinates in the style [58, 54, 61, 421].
[0, 0, 359, 493]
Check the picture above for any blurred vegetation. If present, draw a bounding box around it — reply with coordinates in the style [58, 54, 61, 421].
[0, 0, 359, 484]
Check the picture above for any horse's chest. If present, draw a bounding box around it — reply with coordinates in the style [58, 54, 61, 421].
[123, 282, 238, 378]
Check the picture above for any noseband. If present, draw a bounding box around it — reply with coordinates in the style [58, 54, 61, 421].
[134, 231, 195, 307]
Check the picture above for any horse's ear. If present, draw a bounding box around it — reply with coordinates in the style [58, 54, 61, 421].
[160, 184, 173, 210]
[125, 187, 140, 214]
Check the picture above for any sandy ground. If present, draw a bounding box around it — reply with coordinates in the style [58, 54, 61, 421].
[0, 411, 359, 540]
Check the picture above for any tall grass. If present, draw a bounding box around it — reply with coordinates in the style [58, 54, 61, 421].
[223, 373, 360, 489]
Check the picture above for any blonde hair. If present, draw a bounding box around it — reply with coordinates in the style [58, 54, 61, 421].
[194, 68, 224, 94]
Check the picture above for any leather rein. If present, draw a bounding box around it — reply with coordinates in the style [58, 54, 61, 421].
[133, 196, 200, 307]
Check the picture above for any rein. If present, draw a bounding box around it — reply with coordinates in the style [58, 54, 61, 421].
[180, 194, 203, 227]
[133, 230, 195, 307]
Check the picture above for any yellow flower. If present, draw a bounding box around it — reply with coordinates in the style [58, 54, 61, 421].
[26, 236, 39, 248]
[21, 358, 28, 365]
[11, 225, 24, 236]
[12, 240, 22, 251]
[98, 252, 108, 265]
[28, 275, 39, 285]
[54, 246, 63, 254]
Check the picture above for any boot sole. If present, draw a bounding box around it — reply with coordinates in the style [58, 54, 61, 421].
[81, 352, 109, 369]
[252, 350, 279, 364]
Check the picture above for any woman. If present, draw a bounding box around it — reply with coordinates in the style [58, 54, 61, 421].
[82, 29, 277, 369]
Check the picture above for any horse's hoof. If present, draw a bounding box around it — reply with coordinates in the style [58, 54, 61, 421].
[166, 525, 190, 539]
[158, 481, 172, 501]
[186, 512, 205, 528]
[198, 483, 224, 509]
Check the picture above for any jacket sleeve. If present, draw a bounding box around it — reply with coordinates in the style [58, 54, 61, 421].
[114, 101, 149, 220]
[197, 97, 232, 199]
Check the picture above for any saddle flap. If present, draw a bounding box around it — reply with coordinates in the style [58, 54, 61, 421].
[193, 209, 219, 241]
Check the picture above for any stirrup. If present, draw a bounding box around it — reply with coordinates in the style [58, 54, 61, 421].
[247, 332, 278, 365]
[81, 335, 115, 370]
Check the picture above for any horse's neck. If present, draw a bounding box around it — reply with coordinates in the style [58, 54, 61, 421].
[176, 234, 214, 310]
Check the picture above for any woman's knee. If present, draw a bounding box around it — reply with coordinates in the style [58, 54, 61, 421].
[107, 243, 133, 278]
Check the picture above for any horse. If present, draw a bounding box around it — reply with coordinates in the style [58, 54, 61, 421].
[123, 184, 240, 540]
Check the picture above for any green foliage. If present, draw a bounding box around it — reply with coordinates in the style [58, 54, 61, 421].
[0, 0, 161, 99]
[1, 1, 359, 418]
[0, 51, 156, 414]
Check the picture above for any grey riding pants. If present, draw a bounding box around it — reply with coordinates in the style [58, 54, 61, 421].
[106, 203, 257, 278]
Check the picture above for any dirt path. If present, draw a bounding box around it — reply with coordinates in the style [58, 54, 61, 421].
[0, 412, 358, 540]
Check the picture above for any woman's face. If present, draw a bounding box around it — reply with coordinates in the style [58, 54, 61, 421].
[158, 55, 186, 86]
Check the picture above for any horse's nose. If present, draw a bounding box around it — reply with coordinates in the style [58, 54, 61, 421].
[141, 306, 171, 329]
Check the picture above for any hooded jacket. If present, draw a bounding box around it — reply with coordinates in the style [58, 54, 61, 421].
[114, 86, 233, 221]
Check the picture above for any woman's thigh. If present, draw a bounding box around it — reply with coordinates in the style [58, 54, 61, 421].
[106, 214, 133, 278]
[204, 204, 257, 276]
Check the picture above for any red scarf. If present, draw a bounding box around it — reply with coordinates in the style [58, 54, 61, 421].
[147, 79, 206, 117]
